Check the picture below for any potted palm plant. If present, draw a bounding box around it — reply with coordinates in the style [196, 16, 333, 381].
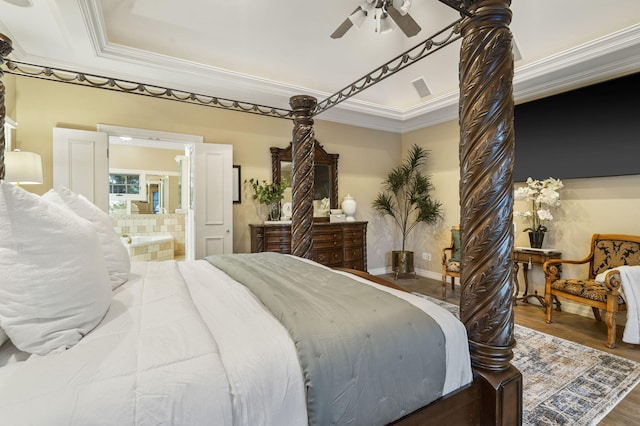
[373, 144, 442, 277]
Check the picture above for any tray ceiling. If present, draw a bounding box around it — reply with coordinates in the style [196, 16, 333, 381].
[1, 0, 639, 132]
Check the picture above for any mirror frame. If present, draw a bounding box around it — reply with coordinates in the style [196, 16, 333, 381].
[271, 140, 339, 209]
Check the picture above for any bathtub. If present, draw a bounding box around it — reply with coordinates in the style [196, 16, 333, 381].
[123, 235, 174, 262]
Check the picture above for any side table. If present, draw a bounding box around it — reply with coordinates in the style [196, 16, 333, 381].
[513, 248, 561, 309]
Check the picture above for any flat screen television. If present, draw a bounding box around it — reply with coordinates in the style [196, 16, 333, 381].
[513, 72, 640, 182]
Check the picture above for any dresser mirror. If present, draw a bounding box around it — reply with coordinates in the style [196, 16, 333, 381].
[271, 140, 339, 210]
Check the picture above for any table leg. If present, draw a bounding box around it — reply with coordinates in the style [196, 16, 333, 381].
[516, 260, 548, 308]
[513, 262, 520, 305]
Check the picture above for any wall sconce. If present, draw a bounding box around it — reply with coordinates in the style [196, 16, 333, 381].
[4, 149, 43, 185]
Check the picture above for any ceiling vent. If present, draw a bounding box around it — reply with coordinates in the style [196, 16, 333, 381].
[411, 77, 431, 98]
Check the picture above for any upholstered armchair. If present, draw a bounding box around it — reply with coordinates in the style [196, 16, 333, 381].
[543, 234, 640, 348]
[441, 226, 460, 299]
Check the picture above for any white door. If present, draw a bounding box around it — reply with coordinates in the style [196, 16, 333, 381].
[193, 143, 233, 259]
[52, 127, 233, 259]
[52, 128, 109, 211]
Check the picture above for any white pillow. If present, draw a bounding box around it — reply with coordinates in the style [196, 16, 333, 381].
[43, 186, 130, 290]
[0, 182, 112, 355]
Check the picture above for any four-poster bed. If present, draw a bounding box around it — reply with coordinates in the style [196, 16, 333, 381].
[0, 0, 521, 424]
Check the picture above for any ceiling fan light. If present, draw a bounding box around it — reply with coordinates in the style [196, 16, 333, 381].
[348, 9, 367, 29]
[379, 15, 393, 34]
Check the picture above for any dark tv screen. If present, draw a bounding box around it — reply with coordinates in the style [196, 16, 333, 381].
[513, 72, 640, 182]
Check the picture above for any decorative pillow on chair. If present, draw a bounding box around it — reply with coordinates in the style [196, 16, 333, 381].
[43, 186, 130, 290]
[0, 182, 112, 355]
[451, 228, 461, 262]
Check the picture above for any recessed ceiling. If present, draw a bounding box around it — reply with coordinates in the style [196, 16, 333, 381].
[0, 0, 639, 132]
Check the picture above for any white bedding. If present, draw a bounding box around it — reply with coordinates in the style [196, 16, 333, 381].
[0, 259, 472, 425]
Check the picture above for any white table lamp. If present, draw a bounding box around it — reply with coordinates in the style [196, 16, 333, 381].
[4, 150, 43, 185]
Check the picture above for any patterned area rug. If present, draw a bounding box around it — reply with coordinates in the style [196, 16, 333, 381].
[416, 294, 640, 425]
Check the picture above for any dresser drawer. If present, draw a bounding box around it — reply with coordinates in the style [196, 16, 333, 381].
[342, 260, 365, 271]
[312, 227, 342, 249]
[344, 247, 363, 262]
[312, 249, 343, 266]
[264, 230, 291, 245]
[343, 231, 364, 248]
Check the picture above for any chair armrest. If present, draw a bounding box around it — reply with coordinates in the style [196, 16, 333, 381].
[441, 245, 454, 264]
[542, 254, 593, 276]
[601, 269, 623, 294]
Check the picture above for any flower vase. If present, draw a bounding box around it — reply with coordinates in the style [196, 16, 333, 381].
[268, 202, 281, 221]
[528, 231, 545, 249]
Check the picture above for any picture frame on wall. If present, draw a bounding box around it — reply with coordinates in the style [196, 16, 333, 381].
[232, 165, 241, 204]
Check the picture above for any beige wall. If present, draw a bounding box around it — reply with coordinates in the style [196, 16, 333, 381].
[4, 73, 16, 120]
[8, 75, 402, 270]
[402, 119, 640, 319]
[110, 144, 183, 171]
[6, 72, 640, 313]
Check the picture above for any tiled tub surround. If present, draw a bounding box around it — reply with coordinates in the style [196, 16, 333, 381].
[123, 235, 175, 262]
[111, 213, 186, 258]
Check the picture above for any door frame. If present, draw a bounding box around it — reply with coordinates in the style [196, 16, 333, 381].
[97, 124, 203, 260]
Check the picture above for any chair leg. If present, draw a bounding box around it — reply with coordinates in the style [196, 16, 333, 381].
[451, 276, 455, 292]
[592, 307, 602, 322]
[545, 292, 553, 324]
[442, 275, 447, 299]
[604, 310, 617, 349]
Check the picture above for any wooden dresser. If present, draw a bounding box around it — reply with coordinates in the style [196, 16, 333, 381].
[249, 221, 367, 271]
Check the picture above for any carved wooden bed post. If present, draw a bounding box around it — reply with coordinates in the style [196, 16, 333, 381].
[458, 0, 522, 423]
[0, 34, 12, 180]
[289, 95, 317, 259]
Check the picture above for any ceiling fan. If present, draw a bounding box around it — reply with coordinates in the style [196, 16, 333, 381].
[331, 0, 421, 39]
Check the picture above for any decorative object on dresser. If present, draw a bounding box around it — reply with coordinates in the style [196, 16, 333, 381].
[373, 144, 442, 278]
[514, 177, 563, 248]
[249, 221, 367, 271]
[246, 178, 288, 221]
[543, 234, 640, 348]
[341, 193, 357, 222]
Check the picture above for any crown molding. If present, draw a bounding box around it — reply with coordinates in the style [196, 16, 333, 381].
[24, 5, 640, 134]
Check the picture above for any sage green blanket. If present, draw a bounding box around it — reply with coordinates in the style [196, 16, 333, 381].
[206, 252, 446, 426]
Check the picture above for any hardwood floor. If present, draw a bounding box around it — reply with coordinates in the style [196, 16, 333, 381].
[380, 273, 640, 426]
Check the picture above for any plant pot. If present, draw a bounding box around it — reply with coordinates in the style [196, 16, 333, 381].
[528, 231, 545, 249]
[268, 202, 281, 221]
[392, 250, 414, 278]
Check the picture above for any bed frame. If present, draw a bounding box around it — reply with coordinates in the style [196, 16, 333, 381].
[0, 0, 522, 424]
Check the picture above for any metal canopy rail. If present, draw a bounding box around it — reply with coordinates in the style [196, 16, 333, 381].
[2, 60, 294, 120]
[0, 16, 470, 121]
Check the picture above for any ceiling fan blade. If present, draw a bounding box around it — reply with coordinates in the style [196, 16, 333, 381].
[330, 7, 361, 39]
[386, 5, 421, 37]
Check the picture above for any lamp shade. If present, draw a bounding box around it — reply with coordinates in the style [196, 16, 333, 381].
[4, 150, 43, 184]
